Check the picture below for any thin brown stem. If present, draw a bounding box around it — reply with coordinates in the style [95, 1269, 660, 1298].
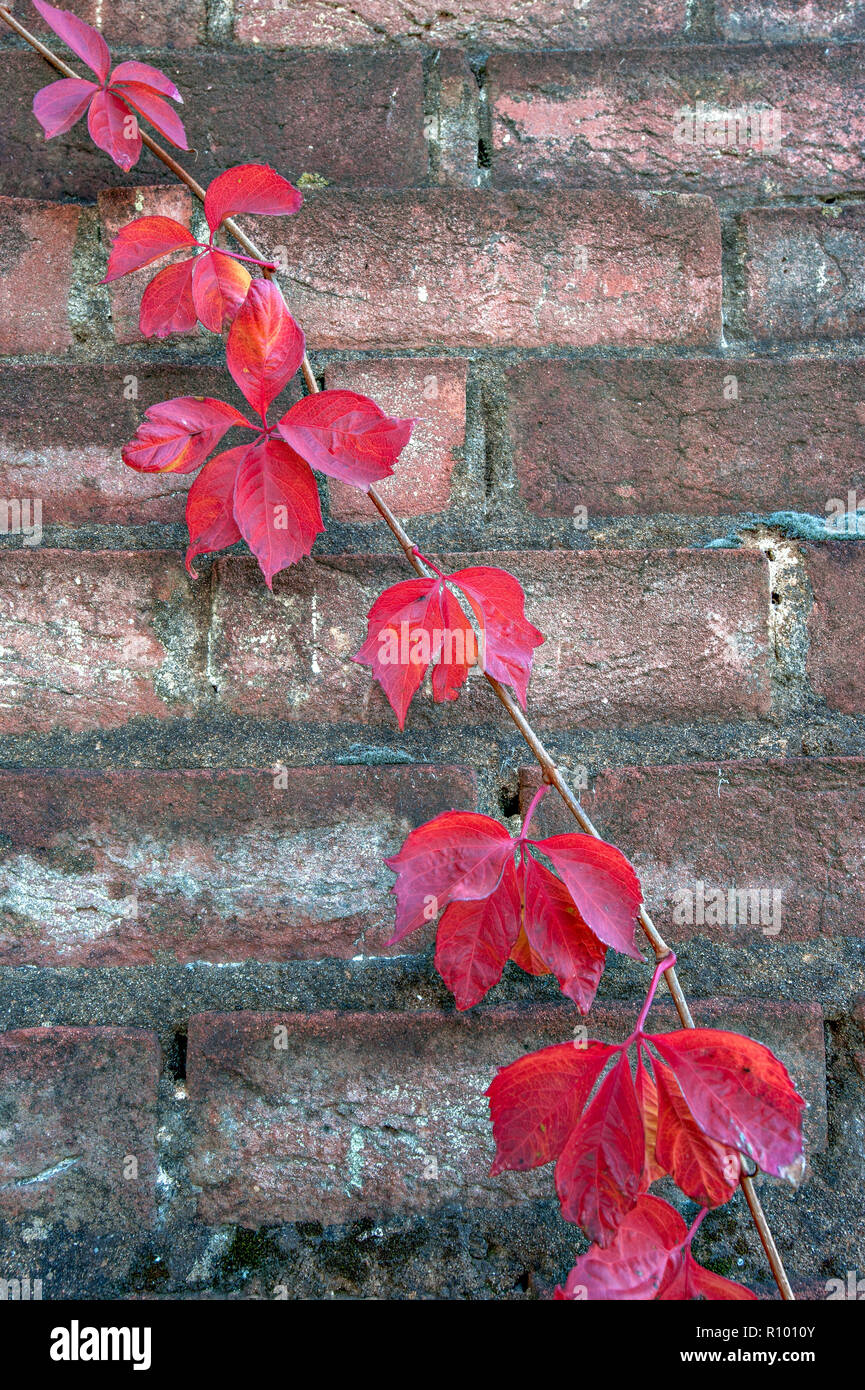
[1, 5, 795, 1300]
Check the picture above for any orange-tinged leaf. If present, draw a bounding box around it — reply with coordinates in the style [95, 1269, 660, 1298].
[226, 280, 305, 416]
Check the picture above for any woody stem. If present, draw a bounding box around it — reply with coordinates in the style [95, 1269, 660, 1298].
[0, 4, 795, 1302]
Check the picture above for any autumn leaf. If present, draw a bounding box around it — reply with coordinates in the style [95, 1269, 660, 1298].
[32, 0, 187, 170]
[355, 560, 544, 728]
[555, 1195, 758, 1301]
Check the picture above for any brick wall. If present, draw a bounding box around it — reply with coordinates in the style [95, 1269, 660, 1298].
[0, 1, 863, 1300]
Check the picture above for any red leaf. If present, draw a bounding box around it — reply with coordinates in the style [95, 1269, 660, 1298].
[658, 1252, 757, 1301]
[435, 858, 521, 1010]
[191, 251, 252, 333]
[353, 577, 440, 730]
[226, 280, 305, 417]
[103, 215, 198, 282]
[204, 163, 302, 234]
[355, 563, 539, 726]
[33, 77, 98, 138]
[450, 567, 544, 708]
[646, 1028, 805, 1182]
[184, 446, 246, 578]
[509, 924, 551, 976]
[487, 1040, 615, 1175]
[636, 1051, 664, 1189]
[521, 853, 606, 1011]
[108, 61, 183, 103]
[555, 1053, 646, 1244]
[87, 88, 141, 170]
[385, 811, 514, 944]
[531, 833, 643, 960]
[232, 437, 323, 588]
[139, 258, 197, 338]
[122, 397, 250, 474]
[651, 1055, 740, 1208]
[107, 81, 188, 150]
[32, 0, 110, 83]
[277, 389, 414, 489]
[556, 1194, 686, 1301]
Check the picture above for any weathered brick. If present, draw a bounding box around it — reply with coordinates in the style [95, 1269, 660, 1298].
[0, 364, 238, 526]
[428, 50, 480, 188]
[266, 190, 721, 349]
[1, 0, 205, 46]
[507, 357, 865, 518]
[0, 766, 474, 966]
[520, 757, 865, 943]
[742, 206, 865, 342]
[324, 359, 465, 521]
[805, 543, 865, 714]
[718, 0, 865, 41]
[235, 0, 687, 48]
[0, 550, 205, 733]
[2, 51, 426, 201]
[188, 1000, 824, 1226]
[489, 45, 865, 196]
[0, 1027, 159, 1229]
[0, 196, 79, 354]
[97, 186, 194, 345]
[210, 549, 770, 729]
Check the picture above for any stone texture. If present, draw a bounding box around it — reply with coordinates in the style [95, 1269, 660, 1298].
[0, 197, 79, 354]
[742, 205, 865, 342]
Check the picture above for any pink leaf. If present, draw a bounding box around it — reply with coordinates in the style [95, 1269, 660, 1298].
[556, 1194, 686, 1301]
[232, 437, 323, 588]
[32, 0, 110, 83]
[108, 61, 182, 103]
[531, 832, 643, 960]
[226, 280, 305, 417]
[204, 163, 302, 234]
[108, 81, 188, 150]
[121, 397, 251, 474]
[33, 77, 97, 138]
[277, 389, 414, 489]
[385, 811, 514, 944]
[139, 258, 197, 338]
[103, 215, 197, 282]
[185, 446, 246, 578]
[450, 566, 544, 708]
[191, 251, 252, 333]
[87, 88, 141, 171]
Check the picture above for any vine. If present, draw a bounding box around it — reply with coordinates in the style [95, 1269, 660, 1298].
[3, 0, 807, 1300]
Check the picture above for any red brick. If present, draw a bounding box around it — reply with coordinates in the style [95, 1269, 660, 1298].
[1, 51, 426, 201]
[0, 551, 205, 733]
[187, 999, 824, 1226]
[97, 186, 194, 345]
[742, 206, 865, 342]
[428, 51, 480, 188]
[266, 190, 721, 349]
[489, 46, 865, 196]
[235, 0, 686, 47]
[0, 197, 78, 354]
[1, 0, 205, 46]
[324, 359, 465, 521]
[718, 0, 865, 40]
[0, 766, 474, 966]
[507, 357, 865, 518]
[0, 364, 239, 526]
[210, 549, 770, 729]
[520, 757, 865, 944]
[0, 1027, 159, 1229]
[805, 543, 865, 714]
